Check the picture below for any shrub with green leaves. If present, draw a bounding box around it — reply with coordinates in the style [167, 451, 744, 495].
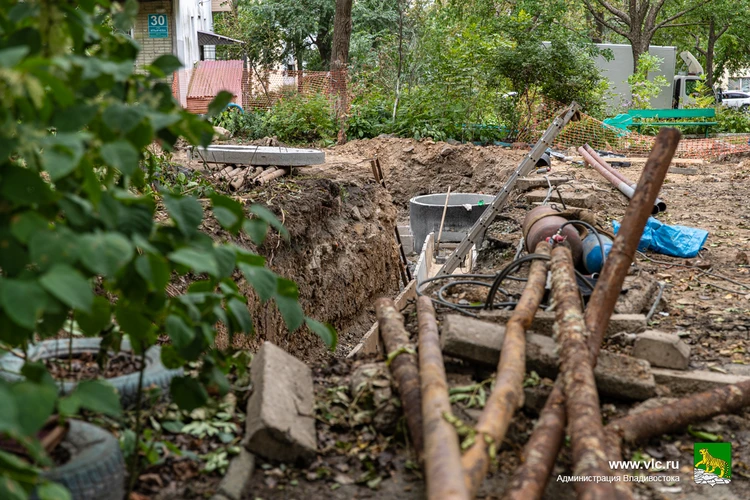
[265, 92, 338, 144]
[211, 107, 270, 139]
[0, 1, 335, 497]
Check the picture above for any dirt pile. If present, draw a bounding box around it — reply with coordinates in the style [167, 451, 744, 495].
[321, 137, 526, 209]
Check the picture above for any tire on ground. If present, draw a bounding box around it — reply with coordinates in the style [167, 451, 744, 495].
[34, 420, 125, 500]
[0, 338, 182, 407]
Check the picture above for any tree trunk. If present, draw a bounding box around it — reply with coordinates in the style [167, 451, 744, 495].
[330, 0, 353, 70]
[705, 20, 716, 88]
[630, 35, 650, 73]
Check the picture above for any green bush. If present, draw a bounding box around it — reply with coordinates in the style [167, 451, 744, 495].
[716, 107, 750, 133]
[347, 90, 393, 139]
[212, 108, 270, 138]
[0, 1, 336, 497]
[265, 92, 338, 145]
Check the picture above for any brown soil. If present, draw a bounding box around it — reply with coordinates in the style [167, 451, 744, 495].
[44, 351, 142, 381]
[318, 137, 524, 210]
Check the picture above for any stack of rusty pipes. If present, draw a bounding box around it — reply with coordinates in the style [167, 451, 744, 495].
[216, 165, 290, 191]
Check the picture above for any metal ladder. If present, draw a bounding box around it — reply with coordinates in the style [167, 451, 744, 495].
[434, 102, 581, 277]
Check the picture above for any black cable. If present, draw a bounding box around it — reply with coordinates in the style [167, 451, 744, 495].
[485, 254, 551, 309]
[438, 280, 514, 310]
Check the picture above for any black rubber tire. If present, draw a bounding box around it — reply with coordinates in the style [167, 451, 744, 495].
[0, 338, 182, 408]
[33, 420, 125, 500]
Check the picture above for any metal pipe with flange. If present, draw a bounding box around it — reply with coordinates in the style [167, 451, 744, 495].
[584, 145, 667, 213]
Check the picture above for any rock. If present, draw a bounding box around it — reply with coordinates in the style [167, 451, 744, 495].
[351, 206, 363, 221]
[216, 448, 256, 500]
[693, 467, 731, 486]
[213, 126, 231, 140]
[633, 330, 690, 370]
[614, 274, 658, 315]
[446, 138, 461, 146]
[402, 145, 415, 153]
[440, 146, 454, 156]
[245, 342, 316, 461]
[735, 251, 749, 266]
[350, 362, 399, 433]
[440, 315, 655, 400]
[651, 368, 750, 395]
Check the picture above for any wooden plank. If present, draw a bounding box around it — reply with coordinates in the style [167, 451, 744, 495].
[190, 145, 325, 166]
[347, 280, 417, 358]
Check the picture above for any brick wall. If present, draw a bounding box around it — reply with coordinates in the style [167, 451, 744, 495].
[134, 1, 174, 70]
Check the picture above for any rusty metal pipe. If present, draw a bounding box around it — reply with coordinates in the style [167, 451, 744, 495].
[584, 128, 679, 359]
[583, 145, 666, 214]
[255, 167, 288, 185]
[550, 245, 614, 499]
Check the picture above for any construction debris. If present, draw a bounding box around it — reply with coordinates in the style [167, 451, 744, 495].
[244, 342, 317, 461]
[440, 315, 655, 400]
[632, 330, 691, 370]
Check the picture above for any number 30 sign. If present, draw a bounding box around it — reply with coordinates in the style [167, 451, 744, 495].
[147, 14, 169, 39]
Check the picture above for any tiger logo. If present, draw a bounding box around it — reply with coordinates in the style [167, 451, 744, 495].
[695, 448, 728, 478]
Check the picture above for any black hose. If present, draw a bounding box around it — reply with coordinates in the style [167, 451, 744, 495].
[484, 254, 551, 309]
[438, 280, 513, 310]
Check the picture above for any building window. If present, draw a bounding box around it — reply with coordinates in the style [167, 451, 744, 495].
[728, 77, 750, 91]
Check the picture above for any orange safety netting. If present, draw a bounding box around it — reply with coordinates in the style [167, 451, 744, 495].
[517, 102, 750, 160]
[177, 61, 348, 112]
[241, 68, 348, 110]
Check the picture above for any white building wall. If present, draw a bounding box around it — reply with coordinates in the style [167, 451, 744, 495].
[171, 0, 213, 106]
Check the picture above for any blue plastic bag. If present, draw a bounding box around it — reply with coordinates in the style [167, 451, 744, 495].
[612, 217, 708, 258]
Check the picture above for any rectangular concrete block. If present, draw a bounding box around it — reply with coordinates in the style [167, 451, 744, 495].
[652, 368, 750, 396]
[191, 145, 325, 166]
[633, 330, 690, 370]
[440, 315, 655, 400]
[478, 310, 647, 336]
[245, 342, 316, 461]
[526, 189, 597, 208]
[516, 176, 571, 191]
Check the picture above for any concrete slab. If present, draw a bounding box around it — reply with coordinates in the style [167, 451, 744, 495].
[440, 315, 655, 400]
[190, 145, 325, 166]
[633, 330, 690, 370]
[478, 310, 647, 336]
[526, 189, 597, 208]
[245, 342, 316, 461]
[652, 368, 750, 396]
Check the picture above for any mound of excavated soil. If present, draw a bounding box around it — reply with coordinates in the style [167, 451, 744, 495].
[318, 137, 525, 210]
